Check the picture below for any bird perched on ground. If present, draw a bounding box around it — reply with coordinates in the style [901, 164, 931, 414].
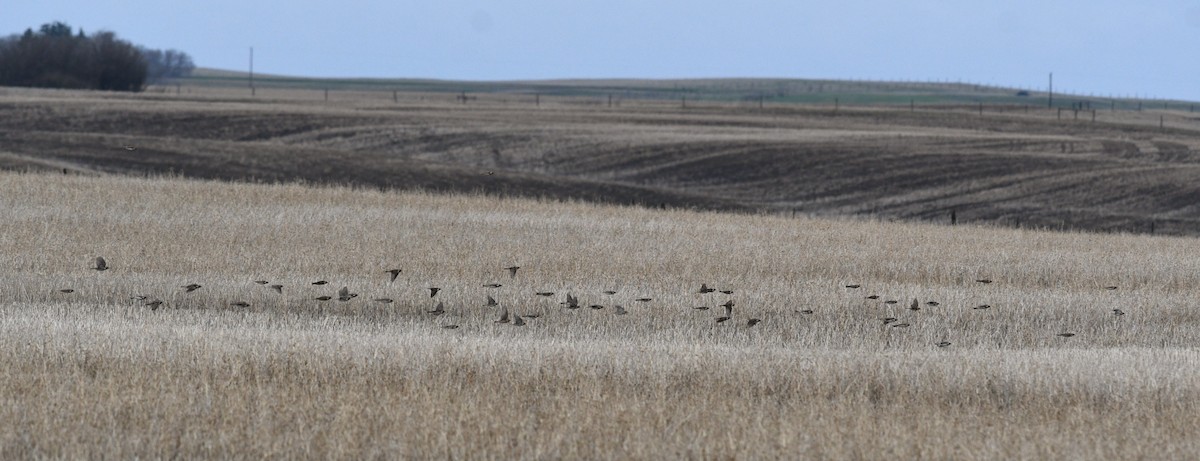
[182, 284, 202, 292]
[386, 269, 402, 282]
[505, 266, 520, 278]
[430, 287, 441, 298]
[428, 302, 445, 315]
[698, 284, 715, 294]
[92, 257, 108, 271]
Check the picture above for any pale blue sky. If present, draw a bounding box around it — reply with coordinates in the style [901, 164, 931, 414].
[5, 1, 1200, 100]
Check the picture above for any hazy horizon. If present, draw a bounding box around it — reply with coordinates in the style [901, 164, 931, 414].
[5, 1, 1200, 100]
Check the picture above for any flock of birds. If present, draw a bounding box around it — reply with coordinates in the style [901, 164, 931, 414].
[77, 256, 1122, 345]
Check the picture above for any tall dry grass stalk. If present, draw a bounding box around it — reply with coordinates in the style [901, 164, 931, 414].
[2, 171, 1199, 459]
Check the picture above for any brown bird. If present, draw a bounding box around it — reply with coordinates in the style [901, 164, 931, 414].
[483, 283, 503, 288]
[182, 284, 202, 292]
[635, 298, 652, 302]
[485, 295, 498, 307]
[270, 284, 283, 294]
[505, 266, 520, 278]
[495, 306, 510, 324]
[698, 284, 715, 294]
[512, 314, 526, 326]
[230, 301, 250, 308]
[535, 291, 555, 297]
[428, 302, 445, 315]
[937, 341, 952, 348]
[1112, 309, 1126, 316]
[145, 300, 163, 310]
[845, 284, 861, 289]
[1057, 333, 1075, 338]
[92, 257, 109, 271]
[314, 296, 332, 301]
[976, 279, 993, 284]
[373, 298, 394, 304]
[254, 280, 269, 285]
[58, 289, 74, 293]
[613, 305, 628, 315]
[386, 269, 402, 282]
[909, 298, 920, 311]
[973, 304, 991, 310]
[312, 280, 329, 285]
[429, 287, 441, 298]
[747, 318, 761, 327]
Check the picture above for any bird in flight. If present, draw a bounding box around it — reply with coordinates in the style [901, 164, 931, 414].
[613, 305, 628, 315]
[937, 341, 951, 348]
[505, 266, 520, 278]
[796, 309, 814, 315]
[230, 301, 250, 308]
[495, 306, 510, 324]
[145, 300, 163, 310]
[428, 302, 445, 315]
[536, 291, 555, 297]
[698, 284, 715, 294]
[182, 284, 202, 292]
[976, 279, 993, 284]
[92, 257, 109, 271]
[373, 298, 393, 304]
[635, 298, 652, 302]
[845, 284, 861, 289]
[58, 289, 74, 293]
[973, 304, 991, 310]
[1112, 309, 1125, 316]
[1057, 333, 1075, 338]
[716, 301, 734, 322]
[603, 290, 617, 295]
[270, 284, 283, 294]
[386, 269, 402, 282]
[483, 283, 503, 288]
[430, 287, 441, 298]
[747, 318, 761, 327]
[254, 280, 268, 285]
[512, 313, 526, 326]
[314, 296, 332, 301]
[312, 280, 328, 285]
[909, 299, 920, 311]
[485, 295, 498, 307]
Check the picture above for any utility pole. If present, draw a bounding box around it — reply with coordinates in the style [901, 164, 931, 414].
[1048, 72, 1053, 108]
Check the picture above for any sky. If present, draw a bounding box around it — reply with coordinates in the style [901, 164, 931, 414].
[5, 1, 1200, 100]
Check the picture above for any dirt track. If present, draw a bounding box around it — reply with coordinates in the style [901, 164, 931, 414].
[3, 87, 1200, 235]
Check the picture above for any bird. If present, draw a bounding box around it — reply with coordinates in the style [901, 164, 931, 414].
[926, 301, 940, 306]
[909, 299, 920, 311]
[122, 145, 136, 151]
[602, 290, 617, 295]
[495, 307, 510, 324]
[698, 284, 715, 294]
[1105, 286, 1118, 290]
[866, 295, 880, 300]
[523, 313, 541, 319]
[483, 283, 503, 288]
[58, 289, 74, 293]
[884, 300, 898, 305]
[314, 296, 332, 301]
[373, 298, 394, 304]
[337, 286, 356, 301]
[253, 280, 268, 285]
[428, 302, 445, 315]
[845, 284, 861, 289]
[892, 323, 911, 328]
[973, 304, 991, 310]
[182, 284, 202, 292]
[716, 301, 734, 322]
[535, 291, 555, 297]
[442, 324, 459, 329]
[145, 300, 163, 310]
[796, 309, 814, 315]
[485, 295, 498, 307]
[694, 306, 710, 311]
[312, 281, 328, 285]
[718, 290, 733, 295]
[230, 301, 250, 308]
[269, 284, 283, 294]
[588, 304, 604, 310]
[747, 318, 761, 327]
[1057, 333, 1076, 338]
[613, 305, 628, 315]
[512, 314, 526, 326]
[92, 257, 109, 271]
[386, 269, 402, 282]
[1112, 309, 1126, 316]
[131, 295, 149, 301]
[429, 287, 441, 298]
[635, 298, 652, 302]
[504, 266, 520, 278]
[937, 341, 952, 348]
[561, 293, 579, 309]
[976, 279, 993, 284]
[882, 317, 898, 325]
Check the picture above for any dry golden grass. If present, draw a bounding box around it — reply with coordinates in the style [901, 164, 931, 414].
[3, 171, 1200, 459]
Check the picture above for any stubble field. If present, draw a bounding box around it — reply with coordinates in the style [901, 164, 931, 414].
[2, 171, 1199, 459]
